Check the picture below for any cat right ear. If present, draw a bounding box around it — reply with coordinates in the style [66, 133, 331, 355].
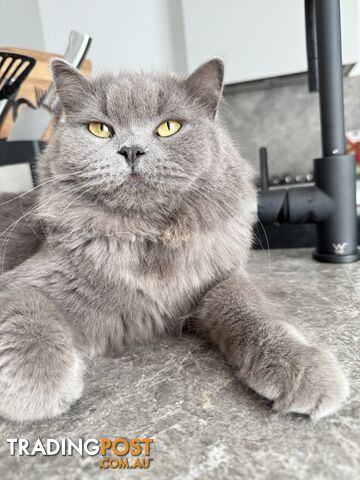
[184, 58, 224, 118]
[51, 58, 91, 113]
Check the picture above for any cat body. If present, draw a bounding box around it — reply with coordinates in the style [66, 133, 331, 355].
[2, 195, 251, 356]
[0, 59, 349, 422]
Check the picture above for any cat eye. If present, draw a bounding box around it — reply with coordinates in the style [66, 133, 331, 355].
[87, 122, 113, 138]
[156, 120, 182, 137]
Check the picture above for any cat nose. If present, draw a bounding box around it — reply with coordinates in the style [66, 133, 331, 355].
[118, 146, 145, 168]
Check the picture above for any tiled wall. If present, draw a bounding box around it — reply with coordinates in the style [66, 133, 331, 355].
[221, 75, 360, 177]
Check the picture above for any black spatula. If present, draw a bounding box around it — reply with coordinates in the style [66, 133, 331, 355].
[0, 52, 36, 126]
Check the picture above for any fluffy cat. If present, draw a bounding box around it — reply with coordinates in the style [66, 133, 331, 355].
[0, 58, 349, 422]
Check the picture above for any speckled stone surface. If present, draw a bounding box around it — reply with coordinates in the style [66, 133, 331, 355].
[0, 249, 359, 479]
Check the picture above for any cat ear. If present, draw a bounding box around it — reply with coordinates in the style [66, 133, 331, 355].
[51, 58, 91, 113]
[184, 58, 224, 118]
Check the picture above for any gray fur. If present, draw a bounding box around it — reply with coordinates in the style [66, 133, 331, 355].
[0, 191, 42, 272]
[0, 58, 349, 422]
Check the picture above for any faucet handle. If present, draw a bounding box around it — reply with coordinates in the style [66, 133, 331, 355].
[259, 146, 269, 191]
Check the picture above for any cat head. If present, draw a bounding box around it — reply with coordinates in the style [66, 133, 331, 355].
[42, 58, 228, 214]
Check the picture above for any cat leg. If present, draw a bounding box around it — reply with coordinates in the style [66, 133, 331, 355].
[195, 275, 349, 420]
[0, 286, 84, 422]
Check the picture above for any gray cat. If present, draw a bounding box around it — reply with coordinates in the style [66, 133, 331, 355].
[0, 58, 349, 422]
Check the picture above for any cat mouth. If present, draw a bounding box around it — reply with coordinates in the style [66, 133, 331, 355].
[124, 172, 157, 190]
[128, 173, 141, 182]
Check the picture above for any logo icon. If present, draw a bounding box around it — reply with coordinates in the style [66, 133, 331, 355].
[332, 242, 347, 255]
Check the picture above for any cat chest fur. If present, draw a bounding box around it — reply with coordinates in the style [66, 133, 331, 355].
[69, 227, 235, 321]
[81, 233, 222, 310]
[44, 214, 247, 354]
[44, 234, 212, 354]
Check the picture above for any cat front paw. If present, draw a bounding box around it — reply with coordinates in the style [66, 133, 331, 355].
[244, 345, 349, 421]
[273, 346, 349, 420]
[0, 294, 85, 422]
[0, 349, 84, 423]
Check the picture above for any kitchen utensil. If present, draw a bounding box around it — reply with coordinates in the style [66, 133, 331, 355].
[0, 52, 35, 126]
[0, 47, 92, 140]
[8, 30, 91, 141]
[34, 86, 46, 107]
[11, 97, 36, 122]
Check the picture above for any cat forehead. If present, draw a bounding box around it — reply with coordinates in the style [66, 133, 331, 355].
[91, 72, 187, 121]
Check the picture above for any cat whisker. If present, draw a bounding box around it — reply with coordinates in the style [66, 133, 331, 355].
[47, 184, 98, 238]
[0, 181, 95, 275]
[0, 171, 84, 208]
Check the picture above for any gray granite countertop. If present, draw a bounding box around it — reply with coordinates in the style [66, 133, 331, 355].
[0, 249, 359, 480]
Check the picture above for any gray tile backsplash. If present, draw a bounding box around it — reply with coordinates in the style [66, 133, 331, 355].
[221, 75, 360, 176]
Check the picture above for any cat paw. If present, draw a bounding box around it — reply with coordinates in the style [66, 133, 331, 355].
[243, 345, 349, 421]
[0, 350, 84, 423]
[0, 354, 84, 423]
[0, 297, 85, 422]
[272, 346, 350, 420]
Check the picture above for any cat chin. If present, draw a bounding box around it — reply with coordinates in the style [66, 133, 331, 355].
[122, 178, 148, 194]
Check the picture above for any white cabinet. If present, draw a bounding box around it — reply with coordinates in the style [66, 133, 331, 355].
[181, 0, 359, 84]
[37, 0, 187, 73]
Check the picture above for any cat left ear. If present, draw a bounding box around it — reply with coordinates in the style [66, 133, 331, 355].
[51, 58, 91, 113]
[184, 58, 224, 118]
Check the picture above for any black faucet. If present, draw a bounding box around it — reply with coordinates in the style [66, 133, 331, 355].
[257, 0, 359, 263]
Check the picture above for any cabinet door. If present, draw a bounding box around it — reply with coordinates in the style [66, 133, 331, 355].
[181, 0, 359, 84]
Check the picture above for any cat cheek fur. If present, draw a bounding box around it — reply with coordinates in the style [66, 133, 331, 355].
[0, 58, 349, 422]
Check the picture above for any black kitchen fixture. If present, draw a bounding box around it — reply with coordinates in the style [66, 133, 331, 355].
[257, 0, 359, 263]
[0, 52, 35, 128]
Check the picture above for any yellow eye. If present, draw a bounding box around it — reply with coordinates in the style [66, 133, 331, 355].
[156, 120, 182, 137]
[88, 122, 113, 138]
